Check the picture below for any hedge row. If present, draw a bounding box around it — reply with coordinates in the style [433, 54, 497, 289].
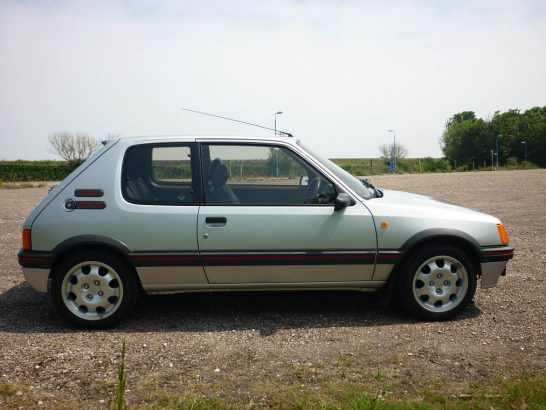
[2, 156, 520, 183]
[0, 162, 79, 182]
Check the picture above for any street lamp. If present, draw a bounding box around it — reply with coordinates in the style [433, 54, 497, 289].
[388, 129, 396, 173]
[274, 111, 283, 135]
[521, 141, 527, 162]
[496, 134, 501, 169]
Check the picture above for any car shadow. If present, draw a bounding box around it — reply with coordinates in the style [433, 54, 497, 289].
[0, 282, 481, 335]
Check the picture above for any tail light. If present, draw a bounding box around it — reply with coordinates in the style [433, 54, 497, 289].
[22, 229, 32, 251]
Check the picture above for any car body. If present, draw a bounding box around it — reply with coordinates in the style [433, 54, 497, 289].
[18, 136, 514, 327]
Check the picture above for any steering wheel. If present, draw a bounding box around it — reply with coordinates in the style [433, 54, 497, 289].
[303, 177, 322, 204]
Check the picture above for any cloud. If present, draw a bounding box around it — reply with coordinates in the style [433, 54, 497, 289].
[0, 0, 545, 160]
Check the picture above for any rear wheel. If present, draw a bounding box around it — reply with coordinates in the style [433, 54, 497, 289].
[51, 251, 138, 328]
[398, 245, 477, 320]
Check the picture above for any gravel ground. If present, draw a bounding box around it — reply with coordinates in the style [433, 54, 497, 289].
[0, 170, 545, 408]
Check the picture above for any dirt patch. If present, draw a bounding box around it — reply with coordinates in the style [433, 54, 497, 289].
[1, 170, 545, 408]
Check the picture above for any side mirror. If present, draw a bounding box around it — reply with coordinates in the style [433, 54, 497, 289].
[299, 176, 309, 186]
[334, 193, 351, 212]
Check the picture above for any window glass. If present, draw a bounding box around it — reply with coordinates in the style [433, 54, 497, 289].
[122, 144, 196, 205]
[297, 141, 373, 199]
[203, 144, 336, 205]
[152, 146, 192, 183]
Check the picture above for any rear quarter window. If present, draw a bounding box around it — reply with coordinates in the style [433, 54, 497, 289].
[122, 143, 197, 205]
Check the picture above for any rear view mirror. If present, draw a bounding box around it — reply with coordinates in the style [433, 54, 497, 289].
[299, 176, 309, 186]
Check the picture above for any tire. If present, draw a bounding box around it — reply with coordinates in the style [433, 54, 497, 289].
[398, 245, 477, 320]
[50, 250, 138, 329]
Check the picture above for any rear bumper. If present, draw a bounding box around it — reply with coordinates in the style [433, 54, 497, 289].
[18, 249, 52, 293]
[22, 267, 50, 293]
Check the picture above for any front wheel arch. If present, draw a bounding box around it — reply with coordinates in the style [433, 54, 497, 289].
[396, 243, 478, 320]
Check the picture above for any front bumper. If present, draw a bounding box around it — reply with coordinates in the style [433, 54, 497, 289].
[480, 245, 514, 289]
[480, 261, 508, 288]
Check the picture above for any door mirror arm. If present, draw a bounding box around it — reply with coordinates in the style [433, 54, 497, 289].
[334, 193, 352, 212]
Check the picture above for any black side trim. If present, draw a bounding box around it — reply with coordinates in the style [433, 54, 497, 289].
[130, 252, 200, 267]
[201, 251, 376, 266]
[376, 251, 401, 264]
[483, 246, 515, 262]
[18, 249, 53, 268]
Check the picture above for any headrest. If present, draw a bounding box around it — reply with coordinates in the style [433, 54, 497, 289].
[209, 158, 222, 177]
[210, 164, 230, 187]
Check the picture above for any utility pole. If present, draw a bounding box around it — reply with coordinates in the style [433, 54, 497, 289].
[496, 134, 501, 169]
[274, 111, 283, 135]
[388, 129, 396, 173]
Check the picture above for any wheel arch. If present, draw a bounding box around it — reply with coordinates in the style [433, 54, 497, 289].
[385, 229, 483, 294]
[48, 235, 142, 289]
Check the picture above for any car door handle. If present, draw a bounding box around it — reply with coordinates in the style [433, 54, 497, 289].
[205, 216, 227, 226]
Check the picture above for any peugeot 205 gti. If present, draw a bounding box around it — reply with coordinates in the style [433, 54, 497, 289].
[18, 136, 514, 328]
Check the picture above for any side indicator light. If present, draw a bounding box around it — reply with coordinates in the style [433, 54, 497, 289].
[497, 224, 510, 246]
[22, 229, 32, 251]
[380, 221, 390, 229]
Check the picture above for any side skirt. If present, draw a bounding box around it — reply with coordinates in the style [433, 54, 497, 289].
[142, 280, 387, 294]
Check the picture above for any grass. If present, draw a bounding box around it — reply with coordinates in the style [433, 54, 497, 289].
[140, 375, 546, 409]
[150, 397, 232, 409]
[105, 339, 545, 409]
[0, 181, 46, 189]
[0, 383, 17, 396]
[113, 340, 127, 410]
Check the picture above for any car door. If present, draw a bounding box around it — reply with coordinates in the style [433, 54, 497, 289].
[197, 141, 377, 284]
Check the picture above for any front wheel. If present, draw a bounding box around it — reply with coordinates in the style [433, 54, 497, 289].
[50, 251, 138, 328]
[398, 245, 477, 320]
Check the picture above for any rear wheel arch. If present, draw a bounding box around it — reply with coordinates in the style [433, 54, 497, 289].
[49, 236, 141, 289]
[49, 248, 140, 328]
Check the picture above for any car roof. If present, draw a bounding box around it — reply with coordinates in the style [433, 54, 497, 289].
[110, 135, 297, 145]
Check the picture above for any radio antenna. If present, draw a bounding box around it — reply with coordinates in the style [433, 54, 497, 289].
[181, 107, 293, 137]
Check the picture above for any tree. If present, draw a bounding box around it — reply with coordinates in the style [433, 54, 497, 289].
[267, 147, 296, 177]
[444, 111, 476, 130]
[48, 132, 101, 164]
[378, 143, 408, 159]
[441, 107, 545, 168]
[441, 117, 489, 167]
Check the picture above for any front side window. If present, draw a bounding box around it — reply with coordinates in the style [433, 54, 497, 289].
[298, 141, 373, 199]
[122, 143, 196, 205]
[202, 144, 336, 205]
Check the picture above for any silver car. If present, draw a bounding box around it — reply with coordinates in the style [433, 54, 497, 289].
[18, 136, 514, 328]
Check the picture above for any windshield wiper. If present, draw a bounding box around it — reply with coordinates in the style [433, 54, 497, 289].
[360, 179, 383, 198]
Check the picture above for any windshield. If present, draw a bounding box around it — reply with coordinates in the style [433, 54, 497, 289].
[297, 141, 373, 199]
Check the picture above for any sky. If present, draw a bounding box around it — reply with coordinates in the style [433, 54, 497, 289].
[0, 0, 545, 160]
